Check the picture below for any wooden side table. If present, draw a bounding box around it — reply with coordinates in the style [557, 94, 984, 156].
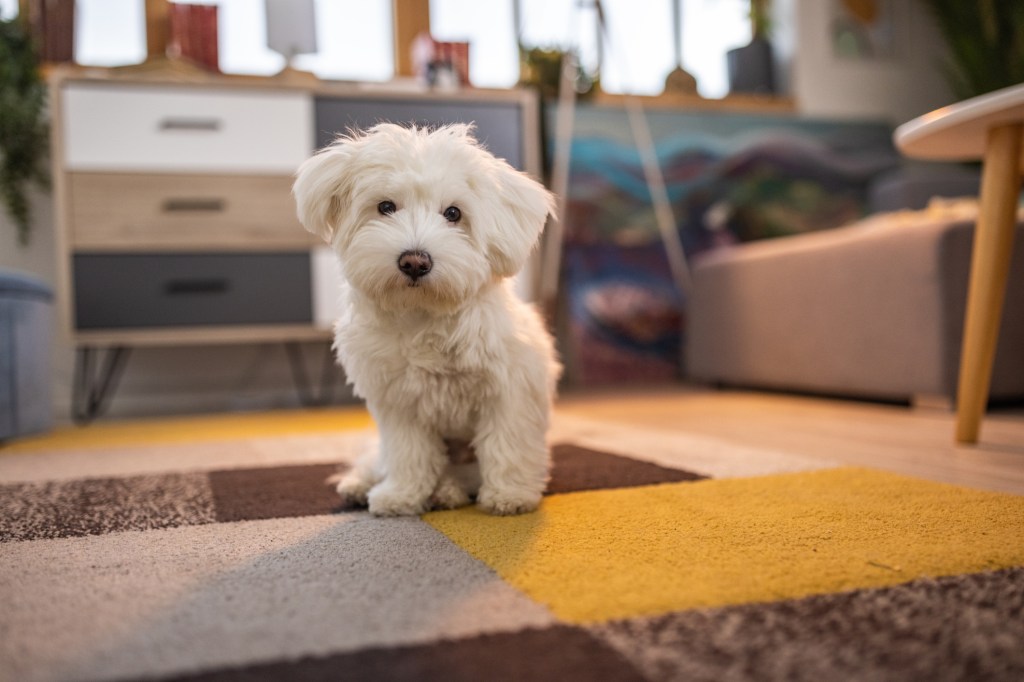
[895, 84, 1024, 444]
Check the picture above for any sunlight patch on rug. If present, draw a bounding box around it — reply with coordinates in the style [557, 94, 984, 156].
[0, 406, 373, 454]
[425, 467, 1024, 624]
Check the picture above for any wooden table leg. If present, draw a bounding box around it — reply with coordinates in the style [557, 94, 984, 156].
[955, 123, 1023, 444]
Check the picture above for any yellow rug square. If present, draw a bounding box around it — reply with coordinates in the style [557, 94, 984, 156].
[424, 467, 1024, 624]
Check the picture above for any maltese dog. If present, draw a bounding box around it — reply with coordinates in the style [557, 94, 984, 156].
[293, 123, 561, 516]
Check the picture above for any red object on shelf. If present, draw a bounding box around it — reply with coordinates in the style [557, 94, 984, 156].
[168, 3, 220, 72]
[411, 32, 470, 88]
[26, 0, 76, 63]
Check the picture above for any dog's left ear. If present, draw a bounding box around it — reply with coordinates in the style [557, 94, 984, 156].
[484, 166, 556, 278]
[292, 141, 358, 244]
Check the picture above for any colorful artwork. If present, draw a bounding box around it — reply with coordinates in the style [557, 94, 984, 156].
[548, 104, 900, 385]
[831, 0, 903, 60]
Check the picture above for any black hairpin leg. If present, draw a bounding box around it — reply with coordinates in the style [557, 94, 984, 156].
[285, 341, 339, 407]
[72, 346, 131, 425]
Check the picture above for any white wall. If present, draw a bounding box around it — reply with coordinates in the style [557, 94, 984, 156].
[775, 0, 956, 126]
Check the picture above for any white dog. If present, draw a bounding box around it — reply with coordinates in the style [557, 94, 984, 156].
[293, 123, 561, 516]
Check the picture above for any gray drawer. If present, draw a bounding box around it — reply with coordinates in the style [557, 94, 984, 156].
[74, 253, 312, 329]
[315, 97, 525, 170]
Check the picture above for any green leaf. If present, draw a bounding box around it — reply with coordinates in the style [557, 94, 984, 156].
[922, 0, 1024, 99]
[0, 18, 50, 246]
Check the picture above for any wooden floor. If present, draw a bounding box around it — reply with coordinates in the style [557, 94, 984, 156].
[556, 385, 1024, 495]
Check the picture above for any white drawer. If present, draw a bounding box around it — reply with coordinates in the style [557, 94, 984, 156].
[62, 83, 313, 173]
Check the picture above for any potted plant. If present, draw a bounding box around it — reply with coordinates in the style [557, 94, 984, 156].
[519, 46, 598, 100]
[0, 16, 49, 246]
[727, 0, 776, 95]
[924, 0, 1024, 99]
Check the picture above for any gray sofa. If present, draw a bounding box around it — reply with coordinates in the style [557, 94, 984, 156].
[686, 205, 1024, 404]
[1, 269, 53, 441]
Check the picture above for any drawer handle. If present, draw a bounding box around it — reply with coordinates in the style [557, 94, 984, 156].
[158, 117, 222, 132]
[164, 278, 230, 296]
[162, 198, 226, 213]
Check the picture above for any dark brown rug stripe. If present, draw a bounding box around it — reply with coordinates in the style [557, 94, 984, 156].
[209, 463, 346, 522]
[591, 566, 1024, 682]
[158, 626, 647, 682]
[0, 473, 216, 543]
[548, 443, 705, 494]
[0, 445, 706, 542]
[208, 446, 705, 520]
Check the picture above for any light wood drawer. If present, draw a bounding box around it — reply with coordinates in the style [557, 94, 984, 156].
[68, 173, 313, 251]
[62, 83, 312, 173]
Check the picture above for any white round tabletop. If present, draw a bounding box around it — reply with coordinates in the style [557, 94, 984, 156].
[894, 83, 1024, 165]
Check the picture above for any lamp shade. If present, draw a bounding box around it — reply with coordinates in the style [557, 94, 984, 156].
[265, 0, 317, 58]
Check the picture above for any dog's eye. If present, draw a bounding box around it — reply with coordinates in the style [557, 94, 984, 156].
[442, 206, 462, 223]
[378, 200, 397, 215]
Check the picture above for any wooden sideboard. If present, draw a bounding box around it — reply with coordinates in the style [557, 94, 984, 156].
[49, 69, 542, 419]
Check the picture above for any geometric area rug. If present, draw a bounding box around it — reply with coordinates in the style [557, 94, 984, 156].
[1, 409, 1023, 681]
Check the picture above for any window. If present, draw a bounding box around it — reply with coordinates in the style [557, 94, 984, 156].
[431, 0, 753, 98]
[8, 0, 752, 98]
[21, 0, 392, 82]
[0, 0, 17, 20]
[428, 0, 518, 89]
[600, 0, 752, 98]
[290, 0, 393, 82]
[75, 0, 147, 67]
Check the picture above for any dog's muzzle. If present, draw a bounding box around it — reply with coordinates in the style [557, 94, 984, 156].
[398, 250, 433, 282]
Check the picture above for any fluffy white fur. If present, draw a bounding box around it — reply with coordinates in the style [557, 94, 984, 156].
[293, 123, 561, 516]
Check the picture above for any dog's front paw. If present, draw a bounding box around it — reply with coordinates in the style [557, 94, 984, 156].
[327, 452, 383, 509]
[367, 484, 429, 517]
[328, 471, 372, 508]
[477, 487, 541, 516]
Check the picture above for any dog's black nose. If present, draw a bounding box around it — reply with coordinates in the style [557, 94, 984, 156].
[398, 250, 433, 281]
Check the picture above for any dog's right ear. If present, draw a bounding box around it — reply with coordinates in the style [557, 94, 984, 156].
[292, 141, 358, 244]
